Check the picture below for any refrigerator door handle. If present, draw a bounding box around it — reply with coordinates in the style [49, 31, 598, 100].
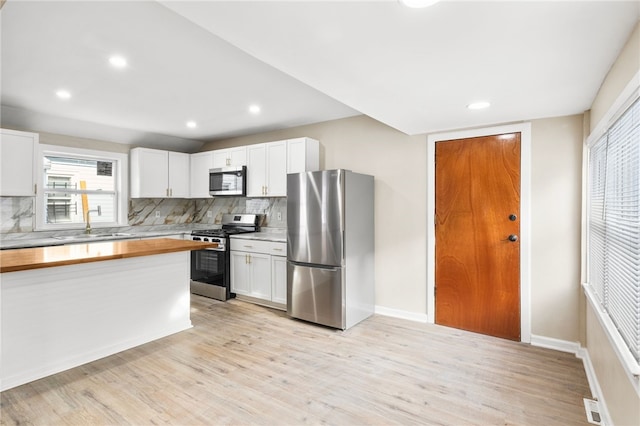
[288, 260, 340, 271]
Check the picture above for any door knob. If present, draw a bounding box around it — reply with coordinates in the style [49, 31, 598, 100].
[509, 214, 517, 221]
[508, 234, 518, 242]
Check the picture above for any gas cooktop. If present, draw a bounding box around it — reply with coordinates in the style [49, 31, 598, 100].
[191, 228, 254, 238]
[192, 213, 261, 238]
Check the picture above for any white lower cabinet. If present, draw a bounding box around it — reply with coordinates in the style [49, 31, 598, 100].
[230, 238, 287, 308]
[230, 250, 271, 299]
[271, 256, 287, 305]
[230, 251, 252, 295]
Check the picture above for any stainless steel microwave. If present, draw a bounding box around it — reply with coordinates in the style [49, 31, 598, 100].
[209, 166, 247, 196]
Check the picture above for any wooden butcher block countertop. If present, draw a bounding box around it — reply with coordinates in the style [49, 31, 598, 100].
[0, 238, 217, 273]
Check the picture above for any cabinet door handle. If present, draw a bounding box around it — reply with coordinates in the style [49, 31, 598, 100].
[273, 248, 283, 251]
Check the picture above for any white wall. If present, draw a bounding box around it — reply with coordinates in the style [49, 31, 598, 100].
[590, 23, 640, 133]
[530, 115, 584, 343]
[37, 131, 130, 154]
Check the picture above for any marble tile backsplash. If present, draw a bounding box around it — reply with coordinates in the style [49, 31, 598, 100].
[1, 196, 286, 234]
[1, 197, 35, 233]
[195, 197, 287, 228]
[128, 198, 196, 226]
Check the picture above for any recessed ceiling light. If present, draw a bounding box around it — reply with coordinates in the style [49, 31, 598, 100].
[186, 121, 197, 129]
[400, 0, 440, 8]
[249, 104, 261, 115]
[109, 55, 127, 69]
[467, 101, 491, 110]
[55, 90, 71, 100]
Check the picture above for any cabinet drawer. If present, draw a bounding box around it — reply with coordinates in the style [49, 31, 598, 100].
[230, 239, 286, 256]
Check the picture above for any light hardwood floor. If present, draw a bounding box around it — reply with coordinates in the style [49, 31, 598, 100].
[1, 295, 592, 425]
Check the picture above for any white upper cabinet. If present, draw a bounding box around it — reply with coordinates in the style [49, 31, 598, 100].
[287, 137, 319, 174]
[189, 151, 214, 198]
[246, 144, 267, 197]
[267, 141, 287, 196]
[130, 148, 169, 197]
[212, 147, 247, 168]
[176, 137, 318, 200]
[0, 129, 37, 196]
[246, 141, 287, 197]
[168, 151, 190, 198]
[130, 148, 189, 198]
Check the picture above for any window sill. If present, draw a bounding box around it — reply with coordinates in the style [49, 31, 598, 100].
[583, 283, 640, 381]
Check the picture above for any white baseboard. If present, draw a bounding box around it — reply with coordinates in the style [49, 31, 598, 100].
[530, 334, 582, 354]
[577, 348, 613, 426]
[374, 305, 428, 323]
[531, 335, 612, 426]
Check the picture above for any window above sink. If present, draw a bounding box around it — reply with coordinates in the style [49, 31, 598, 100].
[35, 145, 128, 231]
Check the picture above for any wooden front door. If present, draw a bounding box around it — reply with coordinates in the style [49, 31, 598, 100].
[435, 133, 521, 341]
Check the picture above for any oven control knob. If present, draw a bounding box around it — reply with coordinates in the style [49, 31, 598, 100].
[193, 237, 201, 241]
[203, 238, 209, 242]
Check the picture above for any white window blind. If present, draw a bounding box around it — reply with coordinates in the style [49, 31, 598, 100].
[588, 97, 640, 364]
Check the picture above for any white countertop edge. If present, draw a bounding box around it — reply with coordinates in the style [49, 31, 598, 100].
[230, 230, 286, 243]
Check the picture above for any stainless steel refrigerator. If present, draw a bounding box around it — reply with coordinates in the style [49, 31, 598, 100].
[287, 169, 374, 330]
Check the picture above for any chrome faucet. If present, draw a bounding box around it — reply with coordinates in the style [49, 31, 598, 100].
[85, 206, 102, 234]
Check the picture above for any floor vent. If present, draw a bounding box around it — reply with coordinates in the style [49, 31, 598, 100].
[583, 398, 602, 425]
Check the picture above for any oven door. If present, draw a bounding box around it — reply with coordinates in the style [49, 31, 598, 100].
[190, 248, 231, 301]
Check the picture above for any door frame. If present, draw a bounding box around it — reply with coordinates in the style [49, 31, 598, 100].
[426, 123, 532, 343]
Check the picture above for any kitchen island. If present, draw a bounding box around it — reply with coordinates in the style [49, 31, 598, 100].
[0, 238, 216, 391]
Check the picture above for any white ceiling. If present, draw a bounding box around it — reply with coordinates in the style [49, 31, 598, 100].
[2, 1, 639, 152]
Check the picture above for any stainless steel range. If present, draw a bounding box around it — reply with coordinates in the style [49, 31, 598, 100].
[190, 214, 260, 301]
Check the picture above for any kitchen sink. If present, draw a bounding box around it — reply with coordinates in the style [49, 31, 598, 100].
[53, 233, 133, 240]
